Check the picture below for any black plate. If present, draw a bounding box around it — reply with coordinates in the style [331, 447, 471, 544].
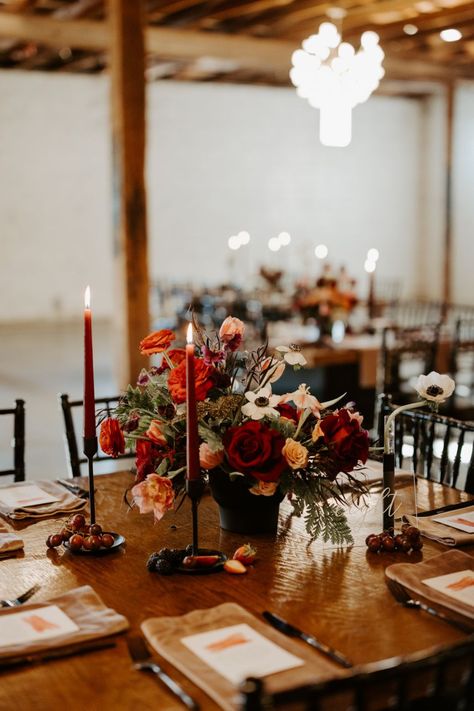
[63, 532, 125, 555]
[176, 548, 227, 575]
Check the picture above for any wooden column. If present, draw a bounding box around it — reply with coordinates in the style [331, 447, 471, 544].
[442, 82, 454, 319]
[108, 0, 149, 386]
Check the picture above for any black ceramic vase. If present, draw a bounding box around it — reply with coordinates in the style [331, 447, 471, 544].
[208, 470, 283, 534]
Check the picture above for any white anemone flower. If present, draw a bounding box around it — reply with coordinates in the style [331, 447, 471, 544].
[415, 372, 455, 403]
[276, 344, 307, 367]
[280, 383, 321, 415]
[241, 384, 281, 420]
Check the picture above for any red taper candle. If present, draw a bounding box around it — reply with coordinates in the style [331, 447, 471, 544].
[83, 286, 96, 439]
[186, 323, 200, 481]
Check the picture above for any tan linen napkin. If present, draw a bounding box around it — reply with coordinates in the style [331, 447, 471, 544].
[386, 550, 474, 620]
[0, 520, 23, 558]
[0, 480, 86, 520]
[405, 504, 474, 547]
[0, 584, 128, 662]
[338, 459, 414, 490]
[142, 602, 348, 711]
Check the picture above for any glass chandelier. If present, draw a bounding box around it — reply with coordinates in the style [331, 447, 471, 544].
[290, 22, 385, 147]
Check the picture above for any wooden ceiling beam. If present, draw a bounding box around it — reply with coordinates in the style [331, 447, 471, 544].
[0, 12, 472, 80]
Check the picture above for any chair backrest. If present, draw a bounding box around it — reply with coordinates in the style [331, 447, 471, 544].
[381, 323, 440, 400]
[239, 636, 474, 710]
[59, 393, 135, 477]
[0, 399, 25, 482]
[380, 394, 474, 493]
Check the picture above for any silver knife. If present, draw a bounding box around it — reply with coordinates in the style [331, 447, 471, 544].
[127, 635, 200, 710]
[263, 611, 353, 668]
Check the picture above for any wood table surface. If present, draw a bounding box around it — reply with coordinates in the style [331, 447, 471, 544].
[0, 472, 473, 711]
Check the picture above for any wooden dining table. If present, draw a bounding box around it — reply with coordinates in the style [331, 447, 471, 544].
[0, 471, 473, 711]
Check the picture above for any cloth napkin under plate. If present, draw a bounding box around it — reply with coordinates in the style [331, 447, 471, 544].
[142, 602, 348, 711]
[404, 503, 474, 547]
[0, 584, 128, 663]
[0, 520, 23, 558]
[385, 549, 474, 620]
[0, 480, 87, 521]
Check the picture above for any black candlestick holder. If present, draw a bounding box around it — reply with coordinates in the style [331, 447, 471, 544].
[175, 477, 226, 574]
[83, 435, 98, 524]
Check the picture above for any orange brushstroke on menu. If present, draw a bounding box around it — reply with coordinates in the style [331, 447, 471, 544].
[24, 614, 59, 633]
[453, 517, 474, 528]
[447, 576, 474, 591]
[206, 633, 250, 652]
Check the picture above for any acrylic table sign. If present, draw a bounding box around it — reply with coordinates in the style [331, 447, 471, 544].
[432, 510, 474, 534]
[180, 623, 304, 685]
[0, 485, 60, 509]
[422, 570, 474, 608]
[0, 605, 79, 647]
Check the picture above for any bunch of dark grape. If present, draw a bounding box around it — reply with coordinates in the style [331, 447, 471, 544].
[365, 524, 423, 554]
[46, 513, 115, 552]
[146, 546, 189, 575]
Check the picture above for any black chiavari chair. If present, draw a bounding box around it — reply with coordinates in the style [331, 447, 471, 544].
[0, 399, 25, 482]
[239, 636, 474, 710]
[380, 395, 474, 494]
[59, 393, 135, 477]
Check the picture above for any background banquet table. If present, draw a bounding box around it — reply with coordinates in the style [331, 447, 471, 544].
[0, 471, 472, 711]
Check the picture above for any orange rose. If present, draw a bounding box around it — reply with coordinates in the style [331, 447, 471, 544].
[199, 443, 224, 470]
[249, 481, 278, 497]
[282, 438, 308, 470]
[156, 348, 186, 374]
[168, 359, 215, 404]
[146, 419, 167, 445]
[139, 329, 175, 356]
[99, 418, 125, 458]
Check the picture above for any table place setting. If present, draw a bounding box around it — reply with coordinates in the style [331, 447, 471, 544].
[385, 549, 474, 623]
[140, 602, 349, 711]
[404, 501, 474, 547]
[0, 584, 128, 668]
[0, 480, 87, 521]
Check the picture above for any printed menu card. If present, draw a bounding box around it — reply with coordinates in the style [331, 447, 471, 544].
[181, 623, 304, 685]
[0, 605, 79, 647]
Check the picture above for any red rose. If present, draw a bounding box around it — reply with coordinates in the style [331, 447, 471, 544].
[139, 329, 175, 356]
[168, 359, 215, 404]
[99, 418, 125, 458]
[223, 421, 286, 483]
[320, 409, 369, 472]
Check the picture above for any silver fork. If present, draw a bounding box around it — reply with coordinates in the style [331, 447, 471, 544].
[386, 577, 473, 633]
[0, 583, 41, 608]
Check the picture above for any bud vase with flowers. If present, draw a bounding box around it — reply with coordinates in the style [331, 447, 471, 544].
[99, 316, 370, 544]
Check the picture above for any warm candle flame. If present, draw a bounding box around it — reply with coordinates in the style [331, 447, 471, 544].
[84, 286, 91, 309]
[186, 323, 193, 344]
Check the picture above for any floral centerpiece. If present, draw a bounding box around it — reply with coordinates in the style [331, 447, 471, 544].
[99, 317, 370, 544]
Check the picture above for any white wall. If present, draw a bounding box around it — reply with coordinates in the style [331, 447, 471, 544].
[0, 70, 471, 322]
[453, 83, 474, 305]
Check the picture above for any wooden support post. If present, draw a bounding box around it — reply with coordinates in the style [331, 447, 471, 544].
[108, 0, 149, 386]
[442, 82, 454, 320]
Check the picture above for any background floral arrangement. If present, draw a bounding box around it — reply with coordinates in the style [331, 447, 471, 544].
[99, 316, 370, 544]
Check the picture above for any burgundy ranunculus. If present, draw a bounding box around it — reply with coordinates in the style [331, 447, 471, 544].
[320, 409, 369, 472]
[135, 439, 174, 482]
[223, 421, 286, 483]
[277, 403, 299, 424]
